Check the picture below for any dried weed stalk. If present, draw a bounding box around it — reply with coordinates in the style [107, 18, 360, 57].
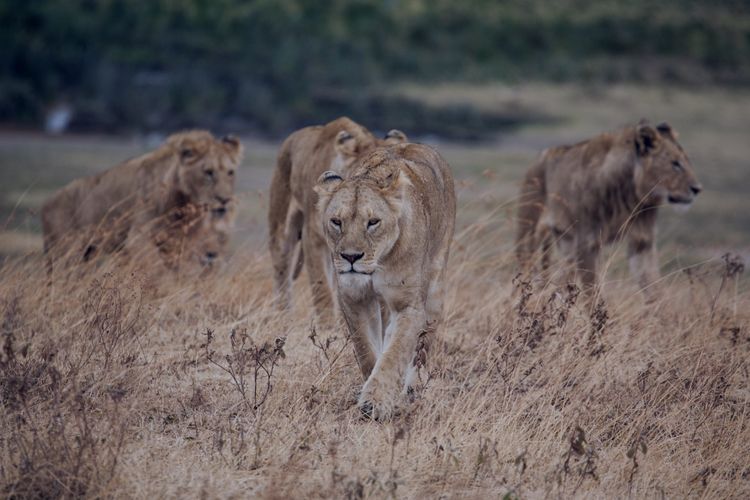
[203, 328, 286, 412]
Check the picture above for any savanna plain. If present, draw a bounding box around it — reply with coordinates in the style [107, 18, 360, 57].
[1, 84, 749, 498]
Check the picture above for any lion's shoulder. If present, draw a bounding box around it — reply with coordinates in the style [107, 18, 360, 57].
[541, 132, 622, 170]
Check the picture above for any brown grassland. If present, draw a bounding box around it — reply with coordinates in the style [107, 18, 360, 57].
[1, 84, 749, 498]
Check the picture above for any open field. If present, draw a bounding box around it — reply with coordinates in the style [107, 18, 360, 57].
[1, 84, 749, 497]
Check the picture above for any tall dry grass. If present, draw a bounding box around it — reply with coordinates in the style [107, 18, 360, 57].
[1, 193, 748, 498]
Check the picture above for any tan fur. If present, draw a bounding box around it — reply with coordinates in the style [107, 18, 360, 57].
[516, 121, 702, 296]
[314, 143, 456, 420]
[153, 202, 235, 272]
[41, 130, 243, 273]
[267, 117, 407, 324]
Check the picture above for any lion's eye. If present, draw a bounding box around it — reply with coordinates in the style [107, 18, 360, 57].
[330, 218, 342, 229]
[205, 168, 215, 179]
[228, 169, 235, 177]
[367, 218, 381, 228]
[672, 161, 684, 172]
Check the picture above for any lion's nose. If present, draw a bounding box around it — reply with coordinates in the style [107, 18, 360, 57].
[690, 184, 702, 195]
[216, 195, 230, 205]
[341, 252, 364, 264]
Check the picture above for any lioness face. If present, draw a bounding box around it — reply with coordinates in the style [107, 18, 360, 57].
[315, 171, 402, 283]
[176, 135, 243, 208]
[185, 203, 234, 268]
[635, 122, 702, 206]
[156, 202, 233, 271]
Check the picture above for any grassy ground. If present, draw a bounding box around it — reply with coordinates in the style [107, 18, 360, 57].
[1, 84, 749, 498]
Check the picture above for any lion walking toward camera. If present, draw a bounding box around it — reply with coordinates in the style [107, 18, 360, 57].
[268, 117, 407, 324]
[516, 121, 702, 295]
[315, 143, 456, 420]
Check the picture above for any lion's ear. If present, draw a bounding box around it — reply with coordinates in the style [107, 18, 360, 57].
[221, 135, 244, 163]
[314, 171, 343, 211]
[174, 135, 205, 164]
[656, 122, 678, 141]
[314, 171, 343, 196]
[334, 130, 357, 157]
[179, 145, 199, 163]
[635, 124, 660, 156]
[384, 129, 408, 145]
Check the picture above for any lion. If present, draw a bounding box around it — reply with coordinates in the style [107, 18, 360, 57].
[516, 121, 702, 296]
[41, 130, 243, 274]
[152, 201, 236, 272]
[268, 117, 407, 324]
[314, 143, 456, 420]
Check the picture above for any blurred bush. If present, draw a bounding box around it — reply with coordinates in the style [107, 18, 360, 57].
[0, 0, 748, 137]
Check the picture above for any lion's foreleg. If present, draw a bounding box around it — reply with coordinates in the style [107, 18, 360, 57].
[539, 226, 554, 282]
[576, 241, 601, 306]
[339, 297, 381, 381]
[628, 234, 659, 301]
[553, 232, 578, 286]
[359, 305, 425, 420]
[271, 208, 303, 310]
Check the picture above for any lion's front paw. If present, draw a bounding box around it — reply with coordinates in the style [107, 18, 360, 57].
[358, 377, 401, 421]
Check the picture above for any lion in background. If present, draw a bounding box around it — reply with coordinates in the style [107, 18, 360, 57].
[268, 117, 407, 325]
[152, 201, 236, 272]
[516, 120, 702, 296]
[315, 143, 456, 420]
[41, 130, 243, 274]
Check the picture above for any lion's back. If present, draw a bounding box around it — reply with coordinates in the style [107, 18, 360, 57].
[399, 143, 456, 227]
[41, 144, 171, 250]
[287, 117, 375, 205]
[540, 133, 622, 214]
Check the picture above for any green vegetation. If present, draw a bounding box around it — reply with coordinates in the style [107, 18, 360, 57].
[2, 1, 749, 136]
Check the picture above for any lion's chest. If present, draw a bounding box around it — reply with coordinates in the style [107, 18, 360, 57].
[372, 273, 421, 313]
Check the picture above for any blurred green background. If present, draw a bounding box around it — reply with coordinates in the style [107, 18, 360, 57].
[2, 0, 749, 138]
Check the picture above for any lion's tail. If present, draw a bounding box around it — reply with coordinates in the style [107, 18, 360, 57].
[516, 155, 547, 271]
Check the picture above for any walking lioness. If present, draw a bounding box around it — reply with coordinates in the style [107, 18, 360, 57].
[516, 121, 702, 295]
[315, 144, 456, 420]
[268, 117, 407, 324]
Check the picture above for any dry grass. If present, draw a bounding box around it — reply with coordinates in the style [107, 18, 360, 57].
[1, 189, 748, 498]
[1, 83, 749, 497]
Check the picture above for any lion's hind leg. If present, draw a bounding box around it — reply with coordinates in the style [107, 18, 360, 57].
[411, 253, 449, 392]
[271, 206, 304, 310]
